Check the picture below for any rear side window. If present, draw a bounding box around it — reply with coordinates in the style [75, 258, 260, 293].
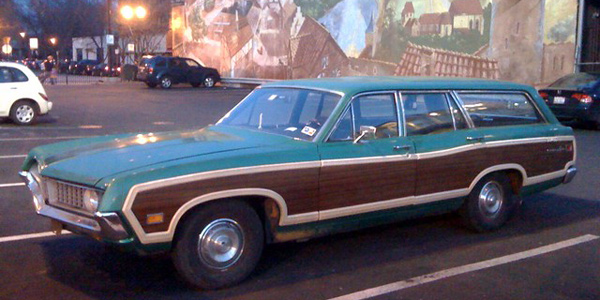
[0, 67, 27, 83]
[11, 68, 28, 82]
[458, 92, 544, 127]
[402, 93, 456, 136]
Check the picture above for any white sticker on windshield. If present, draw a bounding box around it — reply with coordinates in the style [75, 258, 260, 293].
[301, 126, 317, 136]
[268, 94, 278, 101]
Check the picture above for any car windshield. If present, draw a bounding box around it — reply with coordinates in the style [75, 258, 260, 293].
[218, 88, 342, 141]
[549, 73, 600, 90]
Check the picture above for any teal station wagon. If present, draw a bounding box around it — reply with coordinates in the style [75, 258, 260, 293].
[20, 77, 576, 289]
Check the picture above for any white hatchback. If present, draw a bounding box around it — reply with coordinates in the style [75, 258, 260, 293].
[0, 62, 53, 125]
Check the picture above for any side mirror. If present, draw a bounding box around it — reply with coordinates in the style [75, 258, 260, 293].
[354, 125, 377, 144]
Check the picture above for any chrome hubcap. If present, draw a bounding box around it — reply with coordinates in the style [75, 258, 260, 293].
[162, 78, 171, 87]
[478, 181, 504, 217]
[204, 77, 214, 87]
[16, 105, 34, 123]
[197, 218, 244, 269]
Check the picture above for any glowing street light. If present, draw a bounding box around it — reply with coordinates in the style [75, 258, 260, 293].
[120, 5, 134, 20]
[121, 5, 146, 20]
[135, 6, 147, 19]
[19, 32, 26, 38]
[49, 37, 57, 46]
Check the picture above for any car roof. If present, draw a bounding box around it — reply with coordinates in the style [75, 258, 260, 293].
[0, 61, 33, 72]
[262, 76, 535, 96]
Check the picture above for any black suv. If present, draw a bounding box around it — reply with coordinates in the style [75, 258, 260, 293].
[137, 56, 221, 89]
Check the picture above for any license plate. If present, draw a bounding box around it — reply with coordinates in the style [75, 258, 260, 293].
[553, 96, 566, 104]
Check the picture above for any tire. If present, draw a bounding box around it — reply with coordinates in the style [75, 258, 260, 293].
[459, 173, 519, 232]
[172, 200, 264, 290]
[160, 76, 173, 89]
[146, 82, 157, 88]
[203, 75, 216, 88]
[10, 100, 38, 125]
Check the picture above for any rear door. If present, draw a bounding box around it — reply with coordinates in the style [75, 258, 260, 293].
[318, 92, 416, 219]
[168, 58, 188, 83]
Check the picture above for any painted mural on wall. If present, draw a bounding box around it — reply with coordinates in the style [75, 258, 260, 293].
[171, 0, 578, 86]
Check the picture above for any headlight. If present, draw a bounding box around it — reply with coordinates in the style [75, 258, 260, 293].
[83, 190, 101, 212]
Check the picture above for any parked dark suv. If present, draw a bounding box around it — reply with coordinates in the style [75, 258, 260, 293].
[137, 56, 221, 89]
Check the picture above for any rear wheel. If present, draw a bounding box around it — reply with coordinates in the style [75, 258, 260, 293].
[10, 100, 38, 125]
[460, 173, 518, 232]
[172, 200, 264, 290]
[160, 76, 173, 89]
[146, 82, 157, 88]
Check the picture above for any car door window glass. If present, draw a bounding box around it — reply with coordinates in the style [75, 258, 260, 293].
[9, 68, 28, 82]
[330, 93, 398, 142]
[449, 97, 468, 129]
[458, 93, 543, 127]
[184, 59, 200, 67]
[402, 93, 454, 135]
[0, 67, 13, 83]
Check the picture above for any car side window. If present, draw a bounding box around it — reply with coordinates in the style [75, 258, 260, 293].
[0, 67, 13, 83]
[402, 93, 455, 136]
[458, 92, 544, 127]
[10, 68, 28, 82]
[184, 59, 200, 67]
[329, 93, 398, 142]
[155, 59, 166, 68]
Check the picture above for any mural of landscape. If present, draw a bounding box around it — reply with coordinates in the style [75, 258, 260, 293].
[171, 0, 578, 86]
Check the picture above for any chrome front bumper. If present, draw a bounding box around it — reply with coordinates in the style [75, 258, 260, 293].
[19, 171, 129, 241]
[563, 166, 577, 184]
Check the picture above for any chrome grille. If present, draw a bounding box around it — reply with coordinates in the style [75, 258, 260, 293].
[47, 179, 86, 210]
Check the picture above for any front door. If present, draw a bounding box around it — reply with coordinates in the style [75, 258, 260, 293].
[0, 67, 28, 116]
[317, 92, 416, 219]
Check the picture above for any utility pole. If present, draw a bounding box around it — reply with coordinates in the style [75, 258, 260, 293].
[107, 0, 113, 67]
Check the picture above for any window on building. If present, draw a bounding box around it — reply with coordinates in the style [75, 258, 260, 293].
[458, 92, 544, 127]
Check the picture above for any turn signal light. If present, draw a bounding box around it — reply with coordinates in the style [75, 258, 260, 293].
[39, 93, 48, 101]
[572, 93, 593, 104]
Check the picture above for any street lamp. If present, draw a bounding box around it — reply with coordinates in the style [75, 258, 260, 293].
[49, 37, 57, 46]
[19, 32, 26, 38]
[120, 4, 147, 64]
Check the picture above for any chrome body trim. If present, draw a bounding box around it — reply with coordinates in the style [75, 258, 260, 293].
[19, 171, 129, 241]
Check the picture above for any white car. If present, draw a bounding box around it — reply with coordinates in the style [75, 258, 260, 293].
[0, 62, 53, 125]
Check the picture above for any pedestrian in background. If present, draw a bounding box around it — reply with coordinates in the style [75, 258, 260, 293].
[40, 56, 54, 84]
[49, 56, 58, 85]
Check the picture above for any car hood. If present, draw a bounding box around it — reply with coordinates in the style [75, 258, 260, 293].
[32, 126, 291, 187]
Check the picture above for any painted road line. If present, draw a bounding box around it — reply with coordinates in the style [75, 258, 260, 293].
[330, 234, 599, 300]
[0, 183, 25, 188]
[0, 154, 26, 159]
[0, 135, 95, 141]
[0, 231, 72, 244]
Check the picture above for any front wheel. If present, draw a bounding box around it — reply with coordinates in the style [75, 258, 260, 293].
[10, 100, 38, 125]
[460, 173, 519, 232]
[172, 200, 264, 289]
[203, 75, 216, 88]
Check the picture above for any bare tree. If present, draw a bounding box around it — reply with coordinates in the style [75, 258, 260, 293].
[14, 0, 107, 58]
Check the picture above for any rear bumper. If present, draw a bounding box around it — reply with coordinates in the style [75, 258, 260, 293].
[19, 170, 130, 241]
[550, 105, 599, 123]
[563, 166, 577, 184]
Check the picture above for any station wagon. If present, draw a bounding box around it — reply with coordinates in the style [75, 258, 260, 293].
[20, 77, 576, 289]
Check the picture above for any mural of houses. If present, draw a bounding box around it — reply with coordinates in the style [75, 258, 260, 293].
[395, 42, 499, 79]
[289, 17, 349, 79]
[405, 18, 420, 37]
[489, 0, 544, 85]
[542, 42, 576, 85]
[401, 1, 415, 26]
[449, 0, 484, 35]
[349, 57, 397, 76]
[418, 12, 452, 37]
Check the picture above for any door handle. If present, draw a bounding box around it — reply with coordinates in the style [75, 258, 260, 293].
[393, 145, 411, 152]
[466, 136, 485, 142]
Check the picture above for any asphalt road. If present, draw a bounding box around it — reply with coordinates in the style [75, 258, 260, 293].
[0, 83, 598, 300]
